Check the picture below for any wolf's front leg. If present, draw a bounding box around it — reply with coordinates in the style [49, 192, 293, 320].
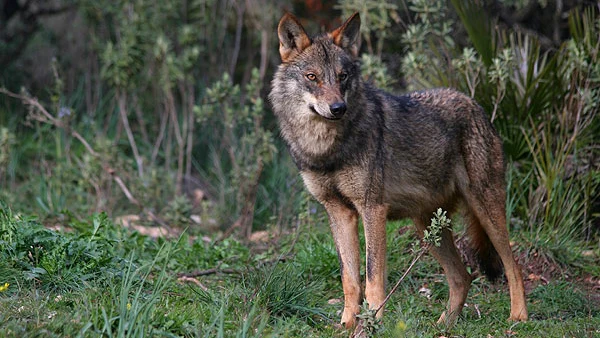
[362, 204, 388, 318]
[324, 201, 361, 328]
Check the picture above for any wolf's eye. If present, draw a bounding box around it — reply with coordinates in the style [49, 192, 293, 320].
[305, 73, 317, 81]
[339, 73, 348, 81]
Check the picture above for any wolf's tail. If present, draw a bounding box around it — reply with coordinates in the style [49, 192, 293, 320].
[465, 211, 504, 282]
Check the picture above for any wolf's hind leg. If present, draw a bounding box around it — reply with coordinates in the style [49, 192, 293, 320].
[413, 216, 472, 327]
[324, 200, 362, 328]
[464, 191, 528, 322]
[461, 113, 528, 322]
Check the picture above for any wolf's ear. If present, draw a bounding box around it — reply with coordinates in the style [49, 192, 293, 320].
[330, 12, 361, 57]
[277, 13, 311, 62]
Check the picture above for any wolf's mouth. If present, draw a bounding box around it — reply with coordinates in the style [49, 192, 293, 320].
[309, 105, 341, 121]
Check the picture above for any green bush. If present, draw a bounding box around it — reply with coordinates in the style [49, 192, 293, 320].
[0, 205, 129, 292]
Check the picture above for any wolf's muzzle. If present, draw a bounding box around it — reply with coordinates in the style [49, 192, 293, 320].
[309, 103, 346, 120]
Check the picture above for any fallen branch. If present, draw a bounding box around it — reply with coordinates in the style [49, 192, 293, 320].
[177, 250, 293, 280]
[177, 268, 240, 278]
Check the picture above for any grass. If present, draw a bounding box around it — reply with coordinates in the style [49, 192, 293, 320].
[1, 205, 598, 338]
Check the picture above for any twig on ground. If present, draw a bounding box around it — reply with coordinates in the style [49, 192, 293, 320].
[474, 303, 481, 319]
[177, 268, 240, 278]
[177, 276, 209, 291]
[177, 251, 293, 280]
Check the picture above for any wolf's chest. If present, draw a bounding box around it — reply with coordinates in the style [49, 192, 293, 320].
[334, 168, 371, 202]
[300, 165, 380, 210]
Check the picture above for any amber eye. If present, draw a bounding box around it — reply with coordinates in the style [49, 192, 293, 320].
[305, 73, 317, 81]
[339, 73, 348, 81]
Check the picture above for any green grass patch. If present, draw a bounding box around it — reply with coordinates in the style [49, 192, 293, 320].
[1, 205, 599, 337]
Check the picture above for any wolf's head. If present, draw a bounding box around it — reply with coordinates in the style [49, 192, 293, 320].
[270, 13, 361, 121]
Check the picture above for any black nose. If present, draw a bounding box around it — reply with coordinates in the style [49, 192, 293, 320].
[330, 102, 347, 117]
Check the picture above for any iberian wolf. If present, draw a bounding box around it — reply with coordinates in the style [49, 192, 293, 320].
[269, 12, 528, 329]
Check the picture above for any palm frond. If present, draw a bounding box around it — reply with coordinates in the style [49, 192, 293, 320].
[450, 0, 496, 67]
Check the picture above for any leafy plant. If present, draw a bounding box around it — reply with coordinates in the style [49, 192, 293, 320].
[423, 208, 451, 247]
[0, 204, 131, 292]
[355, 300, 383, 337]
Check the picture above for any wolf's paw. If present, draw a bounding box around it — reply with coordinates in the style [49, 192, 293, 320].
[508, 310, 528, 322]
[436, 310, 459, 328]
[341, 307, 359, 329]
